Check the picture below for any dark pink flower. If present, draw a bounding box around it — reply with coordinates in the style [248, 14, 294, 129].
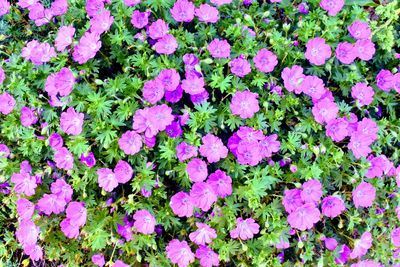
[210, 0, 232, 6]
[376, 69, 394, 92]
[16, 219, 39, 247]
[324, 238, 338, 251]
[230, 90, 259, 119]
[157, 69, 180, 92]
[60, 218, 80, 238]
[170, 0, 195, 22]
[282, 188, 303, 213]
[0, 0, 10, 16]
[351, 82, 374, 106]
[312, 97, 339, 124]
[354, 39, 375, 61]
[24, 244, 43, 261]
[326, 118, 348, 142]
[259, 134, 280, 158]
[51, 179, 73, 202]
[72, 31, 101, 64]
[301, 179, 322, 203]
[65, 201, 87, 227]
[253, 48, 278, 73]
[348, 134, 372, 159]
[301, 75, 326, 99]
[92, 254, 105, 267]
[230, 217, 260, 240]
[170, 191, 194, 217]
[305, 37, 331, 66]
[176, 142, 198, 162]
[281, 65, 305, 94]
[20, 106, 38, 127]
[85, 0, 104, 17]
[49, 133, 63, 149]
[18, 0, 38, 8]
[0, 92, 15, 115]
[50, 0, 68, 16]
[124, 0, 140, 6]
[181, 75, 205, 95]
[37, 193, 66, 215]
[199, 134, 228, 163]
[236, 141, 262, 166]
[131, 10, 149, 29]
[11, 172, 37, 196]
[16, 198, 35, 220]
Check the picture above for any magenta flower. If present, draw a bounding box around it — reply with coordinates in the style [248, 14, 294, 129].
[170, 191, 194, 217]
[166, 239, 195, 267]
[351, 82, 374, 106]
[51, 179, 73, 202]
[281, 65, 305, 94]
[72, 31, 101, 64]
[350, 231, 373, 259]
[325, 118, 348, 142]
[165, 84, 183, 103]
[253, 48, 278, 73]
[48, 133, 63, 149]
[133, 209, 156, 234]
[181, 75, 205, 95]
[0, 92, 15, 115]
[148, 19, 169, 40]
[24, 41, 56, 65]
[187, 158, 208, 182]
[124, 0, 140, 6]
[391, 228, 400, 247]
[85, 0, 104, 17]
[118, 130, 142, 155]
[301, 179, 322, 203]
[50, 0, 68, 16]
[282, 189, 303, 213]
[259, 134, 280, 158]
[357, 118, 378, 142]
[394, 73, 400, 94]
[305, 37, 331, 66]
[207, 170, 232, 198]
[37, 193, 66, 215]
[157, 69, 180, 92]
[112, 260, 130, 267]
[312, 97, 339, 124]
[16, 198, 35, 220]
[230, 56, 252, 77]
[11, 172, 37, 196]
[336, 42, 357, 64]
[18, 0, 38, 8]
[355, 39, 375, 61]
[24, 244, 43, 261]
[376, 69, 394, 91]
[143, 79, 164, 104]
[335, 244, 351, 264]
[90, 9, 114, 34]
[236, 141, 262, 166]
[54, 147, 74, 170]
[79, 152, 96, 168]
[211, 0, 232, 5]
[324, 237, 338, 251]
[55, 26, 75, 52]
[60, 107, 84, 136]
[190, 182, 217, 211]
[20, 107, 38, 127]
[92, 254, 105, 267]
[320, 0, 344, 16]
[321, 195, 346, 218]
[66, 201, 87, 227]
[166, 121, 183, 138]
[301, 75, 326, 100]
[132, 108, 158, 138]
[0, 144, 10, 158]
[351, 260, 382, 267]
[189, 223, 217, 245]
[348, 134, 372, 159]
[287, 203, 320, 231]
[195, 4, 219, 23]
[366, 155, 393, 179]
[114, 159, 133, 184]
[348, 20, 371, 40]
[0, 0, 10, 16]
[199, 134, 228, 163]
[207, 39, 231, 58]
[154, 34, 178, 55]
[195, 246, 220, 267]
[97, 168, 118, 192]
[16, 219, 39, 247]
[60, 218, 80, 238]
[45, 67, 75, 97]
[131, 10, 149, 29]
[148, 104, 175, 133]
[230, 90, 259, 119]
[230, 217, 260, 240]
[170, 0, 195, 22]
[176, 142, 198, 162]
[352, 181, 376, 208]
[0, 67, 5, 84]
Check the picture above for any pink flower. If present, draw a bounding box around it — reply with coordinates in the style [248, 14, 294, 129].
[376, 69, 394, 92]
[366, 155, 393, 179]
[11, 172, 37, 196]
[16, 198, 35, 220]
[114, 160, 133, 184]
[118, 130, 142, 155]
[195, 4, 219, 23]
[60, 218, 80, 238]
[148, 19, 169, 40]
[392, 228, 400, 247]
[0, 0, 10, 16]
[230, 90, 259, 119]
[348, 20, 371, 40]
[50, 0, 68, 16]
[18, 0, 38, 8]
[112, 260, 130, 267]
[348, 134, 372, 159]
[236, 141, 262, 166]
[301, 75, 326, 99]
[253, 48, 278, 73]
[90, 9, 114, 34]
[321, 195, 346, 218]
[0, 144, 10, 158]
[351, 260, 382, 267]
[281, 65, 305, 94]
[133, 209, 156, 234]
[97, 168, 118, 192]
[154, 34, 178, 55]
[132, 107, 158, 138]
[131, 10, 149, 29]
[190, 182, 217, 211]
[312, 97, 339, 124]
[207, 39, 230, 58]
[282, 189, 303, 213]
[394, 73, 400, 94]
[148, 104, 175, 132]
[259, 134, 280, 158]
[230, 217, 260, 240]
[207, 170, 232, 198]
[335, 244, 351, 264]
[92, 254, 106, 267]
[305, 37, 331, 65]
[189, 223, 217, 245]
[287, 203, 320, 231]
[326, 118, 349, 142]
[16, 220, 39, 247]
[24, 41, 56, 65]
[187, 158, 208, 182]
[0, 67, 5, 84]
[170, 0, 195, 22]
[45, 68, 75, 97]
[357, 118, 378, 142]
[210, 0, 232, 6]
[230, 56, 252, 77]
[0, 92, 15, 115]
[54, 147, 74, 170]
[336, 42, 357, 64]
[157, 69, 180, 91]
[166, 239, 195, 267]
[181, 75, 205, 95]
[195, 246, 220, 267]
[72, 31, 102, 64]
[20, 106, 38, 127]
[176, 142, 198, 162]
[60, 107, 84, 135]
[170, 191, 194, 217]
[24, 244, 43, 261]
[352, 181, 376, 208]
[37, 193, 66, 215]
[351, 82, 374, 106]
[320, 0, 344, 16]
[51, 179, 73, 202]
[65, 201, 87, 227]
[124, 0, 140, 6]
[301, 179, 322, 203]
[350, 231, 373, 259]
[48, 133, 64, 150]
[354, 39, 375, 61]
[55, 26, 75, 52]
[199, 134, 228, 163]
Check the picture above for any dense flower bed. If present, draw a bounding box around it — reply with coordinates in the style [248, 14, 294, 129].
[0, 0, 400, 266]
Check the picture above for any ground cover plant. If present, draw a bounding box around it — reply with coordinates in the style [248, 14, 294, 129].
[0, 0, 400, 266]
